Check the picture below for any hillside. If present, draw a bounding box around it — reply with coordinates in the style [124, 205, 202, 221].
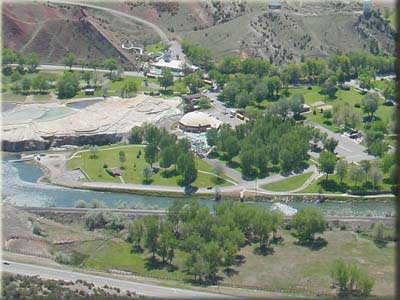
[2, 2, 159, 65]
[2, 1, 395, 65]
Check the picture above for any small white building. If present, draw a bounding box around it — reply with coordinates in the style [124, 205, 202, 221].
[149, 59, 199, 77]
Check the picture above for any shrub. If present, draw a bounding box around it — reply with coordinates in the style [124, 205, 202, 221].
[74, 200, 87, 208]
[32, 222, 43, 236]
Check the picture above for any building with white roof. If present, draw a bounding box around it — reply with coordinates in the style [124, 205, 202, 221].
[179, 111, 222, 133]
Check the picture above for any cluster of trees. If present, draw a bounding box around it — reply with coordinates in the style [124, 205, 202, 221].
[84, 211, 126, 232]
[180, 42, 394, 108]
[318, 151, 390, 191]
[181, 40, 213, 70]
[207, 115, 314, 178]
[129, 124, 198, 187]
[2, 48, 39, 74]
[128, 200, 284, 282]
[330, 259, 375, 297]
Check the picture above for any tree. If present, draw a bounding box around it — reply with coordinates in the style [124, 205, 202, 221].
[63, 54, 75, 70]
[104, 59, 117, 79]
[89, 59, 99, 71]
[289, 94, 305, 117]
[369, 166, 383, 189]
[129, 219, 144, 251]
[118, 151, 126, 168]
[224, 136, 240, 162]
[358, 72, 372, 90]
[79, 58, 86, 71]
[129, 126, 144, 144]
[16, 52, 26, 73]
[318, 151, 337, 180]
[32, 74, 49, 93]
[10, 71, 21, 82]
[160, 145, 176, 170]
[157, 223, 177, 264]
[330, 259, 374, 297]
[21, 78, 31, 94]
[57, 72, 80, 99]
[142, 164, 154, 183]
[183, 72, 203, 94]
[158, 70, 174, 90]
[177, 153, 197, 187]
[206, 128, 218, 147]
[251, 210, 272, 249]
[336, 159, 348, 183]
[198, 97, 211, 109]
[349, 164, 365, 187]
[240, 149, 255, 179]
[121, 79, 138, 98]
[82, 71, 92, 86]
[321, 75, 338, 99]
[362, 93, 379, 120]
[145, 142, 158, 167]
[323, 137, 338, 153]
[89, 146, 99, 159]
[144, 216, 159, 258]
[291, 207, 326, 243]
[26, 53, 39, 73]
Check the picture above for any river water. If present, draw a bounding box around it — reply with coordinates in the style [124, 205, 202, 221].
[0, 158, 395, 217]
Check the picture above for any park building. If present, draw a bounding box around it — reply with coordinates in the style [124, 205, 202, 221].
[179, 111, 222, 133]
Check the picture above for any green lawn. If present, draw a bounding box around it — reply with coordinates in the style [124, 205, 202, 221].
[59, 239, 188, 280]
[67, 145, 233, 187]
[301, 173, 393, 194]
[261, 172, 313, 192]
[145, 42, 167, 53]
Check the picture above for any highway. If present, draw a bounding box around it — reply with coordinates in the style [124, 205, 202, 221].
[3, 261, 234, 299]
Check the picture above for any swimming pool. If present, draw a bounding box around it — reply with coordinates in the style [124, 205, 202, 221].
[66, 99, 103, 109]
[3, 108, 47, 125]
[36, 107, 76, 122]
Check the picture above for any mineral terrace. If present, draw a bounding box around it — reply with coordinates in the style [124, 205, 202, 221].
[1, 95, 182, 152]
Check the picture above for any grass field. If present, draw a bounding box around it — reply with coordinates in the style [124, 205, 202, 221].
[222, 230, 394, 296]
[145, 42, 167, 53]
[67, 145, 233, 187]
[261, 172, 313, 192]
[59, 230, 394, 296]
[301, 173, 393, 194]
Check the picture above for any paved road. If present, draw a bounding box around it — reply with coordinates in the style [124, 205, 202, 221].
[50, 0, 169, 45]
[3, 261, 233, 299]
[37, 64, 145, 77]
[306, 121, 374, 163]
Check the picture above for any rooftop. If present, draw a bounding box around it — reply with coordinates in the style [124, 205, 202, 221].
[179, 111, 222, 128]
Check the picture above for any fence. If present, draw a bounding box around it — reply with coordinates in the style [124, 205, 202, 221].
[3, 247, 332, 298]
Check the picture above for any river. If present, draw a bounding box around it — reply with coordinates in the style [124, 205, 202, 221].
[0, 157, 395, 217]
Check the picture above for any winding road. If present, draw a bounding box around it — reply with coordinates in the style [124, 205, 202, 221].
[3, 261, 234, 299]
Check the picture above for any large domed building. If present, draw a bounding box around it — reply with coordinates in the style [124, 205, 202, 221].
[179, 111, 222, 133]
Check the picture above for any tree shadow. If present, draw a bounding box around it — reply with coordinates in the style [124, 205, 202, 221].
[142, 179, 154, 185]
[227, 160, 240, 169]
[253, 245, 275, 256]
[130, 245, 143, 253]
[374, 240, 388, 248]
[162, 168, 178, 178]
[223, 267, 239, 277]
[160, 89, 173, 96]
[320, 179, 348, 193]
[144, 256, 177, 272]
[234, 254, 246, 266]
[295, 237, 328, 251]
